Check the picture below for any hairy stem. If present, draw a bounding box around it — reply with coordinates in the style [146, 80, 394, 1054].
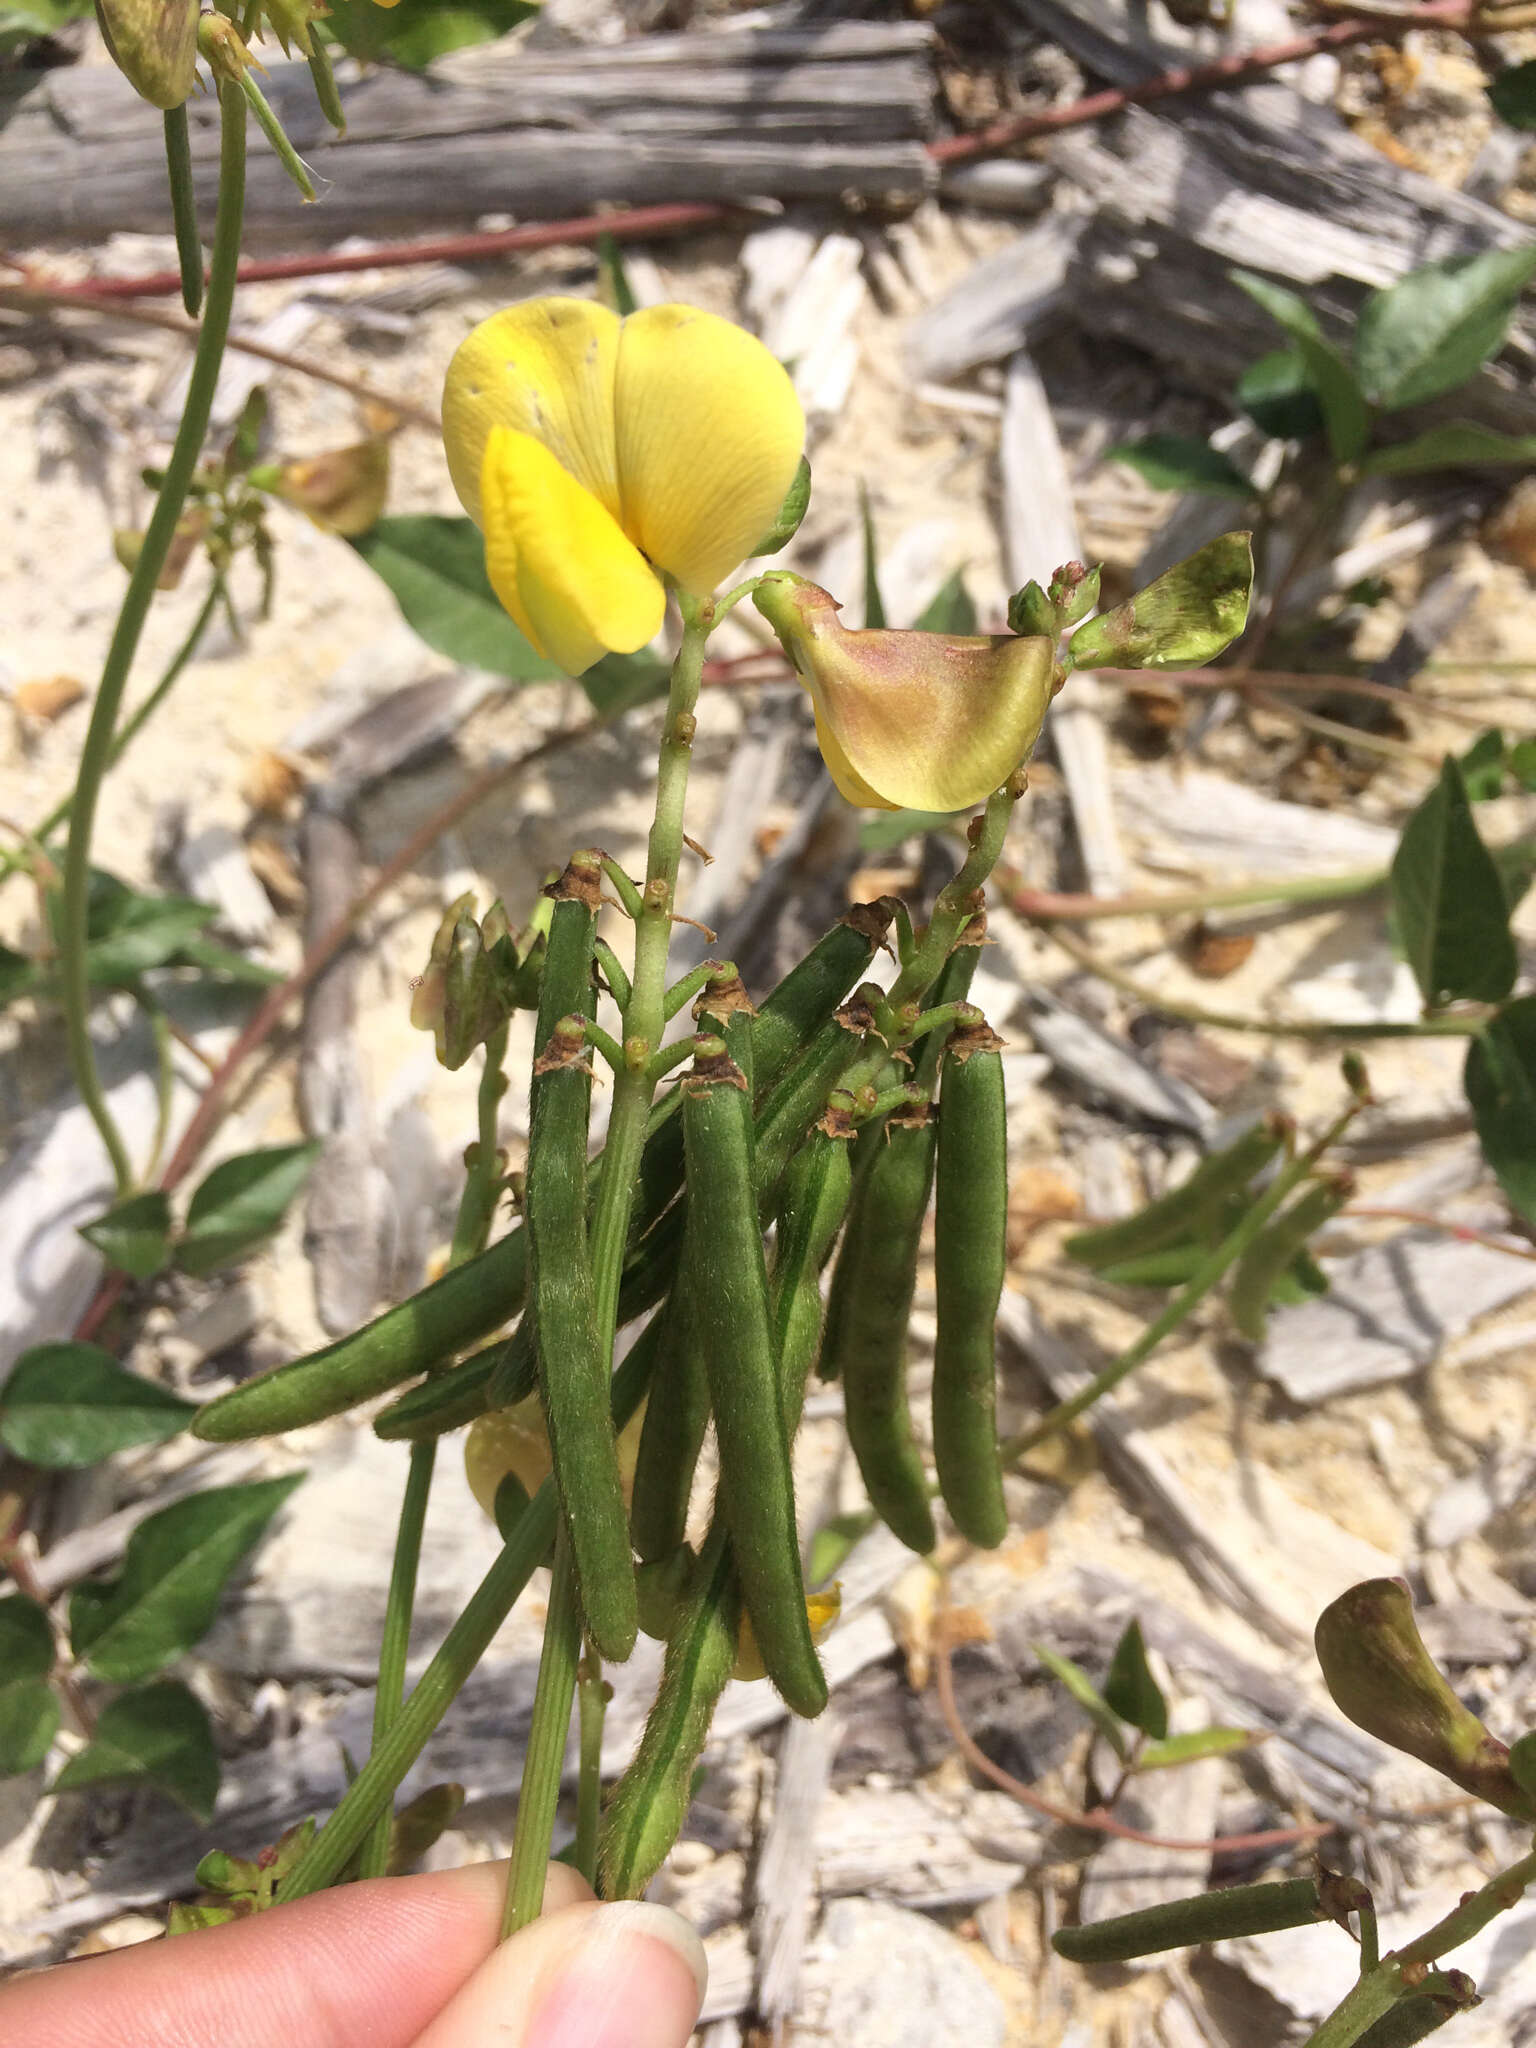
[502, 1532, 582, 1938]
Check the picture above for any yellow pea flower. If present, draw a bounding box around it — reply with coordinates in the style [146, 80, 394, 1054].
[733, 1584, 841, 1683]
[753, 571, 1061, 813]
[441, 298, 805, 677]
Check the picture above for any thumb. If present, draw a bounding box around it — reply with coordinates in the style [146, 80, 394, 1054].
[412, 1898, 707, 2048]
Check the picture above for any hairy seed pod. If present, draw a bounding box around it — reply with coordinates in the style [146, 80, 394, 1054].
[1065, 1115, 1289, 1271]
[193, 1229, 526, 1442]
[770, 1130, 853, 1417]
[683, 1034, 826, 1718]
[933, 1024, 1009, 1547]
[628, 1283, 710, 1567]
[372, 1338, 520, 1442]
[749, 900, 896, 1095]
[526, 857, 636, 1662]
[1227, 1170, 1353, 1343]
[598, 1528, 740, 1899]
[1052, 1879, 1326, 1965]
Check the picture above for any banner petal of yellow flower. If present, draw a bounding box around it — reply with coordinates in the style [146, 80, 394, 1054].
[481, 428, 665, 676]
[614, 305, 804, 596]
[811, 702, 898, 811]
[443, 298, 623, 528]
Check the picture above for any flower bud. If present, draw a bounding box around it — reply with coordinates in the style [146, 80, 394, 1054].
[1315, 1579, 1536, 1820]
[95, 0, 198, 109]
[261, 0, 324, 56]
[753, 571, 1059, 813]
[196, 11, 257, 83]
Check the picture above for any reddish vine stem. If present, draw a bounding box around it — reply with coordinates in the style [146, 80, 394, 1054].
[6, 9, 1473, 302]
[927, 1, 1473, 165]
[932, 1606, 1336, 1857]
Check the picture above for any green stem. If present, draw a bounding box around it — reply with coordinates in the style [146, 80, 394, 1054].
[502, 1530, 582, 1938]
[888, 783, 1015, 1007]
[1003, 1101, 1361, 1457]
[163, 104, 202, 319]
[357, 1438, 436, 1882]
[447, 1023, 508, 1269]
[498, 595, 711, 1936]
[1304, 1850, 1536, 2047]
[143, 997, 175, 1183]
[58, 87, 246, 1194]
[1038, 922, 1490, 1040]
[573, 1649, 607, 1887]
[585, 603, 709, 1342]
[281, 1486, 559, 1903]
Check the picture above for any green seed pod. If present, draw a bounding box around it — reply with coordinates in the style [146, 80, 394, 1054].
[372, 1339, 520, 1442]
[683, 1036, 826, 1718]
[749, 900, 896, 1095]
[526, 855, 636, 1663]
[628, 1284, 710, 1567]
[598, 1529, 740, 1900]
[96, 0, 198, 110]
[193, 1229, 527, 1441]
[1051, 1878, 1326, 1964]
[753, 1011, 868, 1205]
[824, 1107, 938, 1556]
[933, 1021, 1009, 1548]
[634, 1543, 695, 1642]
[770, 1129, 854, 1420]
[1228, 1170, 1352, 1343]
[1064, 1115, 1289, 1271]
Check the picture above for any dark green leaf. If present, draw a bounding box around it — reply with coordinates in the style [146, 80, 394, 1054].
[1466, 998, 1536, 1224]
[1, 1343, 193, 1468]
[1389, 758, 1516, 1005]
[0, 943, 38, 1003]
[859, 483, 886, 629]
[1068, 533, 1253, 671]
[1136, 1726, 1256, 1771]
[1493, 836, 1536, 914]
[580, 650, 670, 718]
[858, 807, 964, 856]
[1459, 729, 1507, 802]
[1511, 1730, 1536, 1797]
[350, 518, 566, 681]
[913, 569, 979, 635]
[177, 1142, 322, 1277]
[1236, 350, 1326, 440]
[174, 935, 285, 987]
[1490, 60, 1536, 131]
[69, 1475, 302, 1681]
[319, 0, 537, 67]
[0, 1678, 58, 1776]
[1511, 739, 1536, 793]
[1102, 1619, 1168, 1740]
[1034, 1643, 1129, 1760]
[1362, 421, 1536, 477]
[78, 1190, 174, 1279]
[1107, 434, 1254, 499]
[1356, 248, 1536, 411]
[0, 1594, 59, 1775]
[86, 898, 216, 987]
[52, 1680, 219, 1822]
[1232, 271, 1370, 462]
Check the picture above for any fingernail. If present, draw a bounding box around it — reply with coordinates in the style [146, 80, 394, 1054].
[529, 1901, 707, 2048]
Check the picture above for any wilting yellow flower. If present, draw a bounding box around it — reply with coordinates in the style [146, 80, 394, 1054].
[733, 1584, 841, 1683]
[260, 439, 389, 537]
[441, 298, 804, 676]
[753, 572, 1060, 812]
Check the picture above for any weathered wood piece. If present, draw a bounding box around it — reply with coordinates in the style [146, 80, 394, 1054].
[1260, 1228, 1536, 1404]
[902, 211, 1086, 384]
[752, 1712, 838, 2029]
[0, 24, 936, 236]
[1022, 990, 1217, 1135]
